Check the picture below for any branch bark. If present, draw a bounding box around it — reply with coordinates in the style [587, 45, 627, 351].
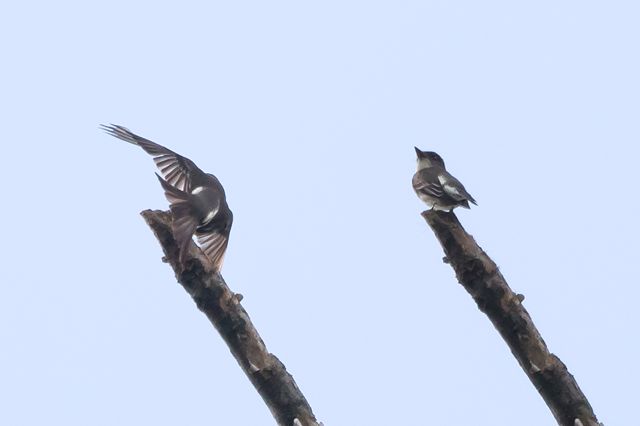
[421, 210, 600, 426]
[141, 209, 320, 426]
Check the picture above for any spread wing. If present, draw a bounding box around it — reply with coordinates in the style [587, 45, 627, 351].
[196, 231, 230, 272]
[101, 124, 204, 192]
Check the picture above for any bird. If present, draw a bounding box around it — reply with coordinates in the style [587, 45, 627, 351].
[412, 147, 477, 211]
[102, 124, 233, 271]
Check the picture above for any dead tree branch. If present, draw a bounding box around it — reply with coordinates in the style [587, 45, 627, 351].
[141, 209, 319, 426]
[421, 210, 600, 426]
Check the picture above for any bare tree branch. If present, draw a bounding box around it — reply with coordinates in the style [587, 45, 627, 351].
[421, 210, 600, 426]
[141, 209, 320, 426]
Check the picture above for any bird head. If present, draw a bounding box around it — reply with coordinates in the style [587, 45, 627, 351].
[414, 147, 445, 170]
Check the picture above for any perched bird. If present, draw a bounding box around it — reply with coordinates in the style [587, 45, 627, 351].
[102, 124, 233, 271]
[412, 147, 477, 211]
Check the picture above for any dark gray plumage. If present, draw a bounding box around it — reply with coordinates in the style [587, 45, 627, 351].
[412, 147, 477, 211]
[102, 124, 232, 271]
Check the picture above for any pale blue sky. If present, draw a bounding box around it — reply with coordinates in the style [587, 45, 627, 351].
[1, 1, 638, 425]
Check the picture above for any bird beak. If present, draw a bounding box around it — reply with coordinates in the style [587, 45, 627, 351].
[414, 146, 423, 157]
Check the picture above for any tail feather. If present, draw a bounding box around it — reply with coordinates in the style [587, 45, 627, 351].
[171, 204, 198, 264]
[155, 174, 198, 264]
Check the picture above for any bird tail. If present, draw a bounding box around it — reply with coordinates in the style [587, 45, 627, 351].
[155, 173, 198, 264]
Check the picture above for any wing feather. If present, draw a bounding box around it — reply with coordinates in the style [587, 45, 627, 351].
[101, 124, 203, 192]
[438, 173, 477, 205]
[413, 169, 445, 198]
[196, 231, 229, 272]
